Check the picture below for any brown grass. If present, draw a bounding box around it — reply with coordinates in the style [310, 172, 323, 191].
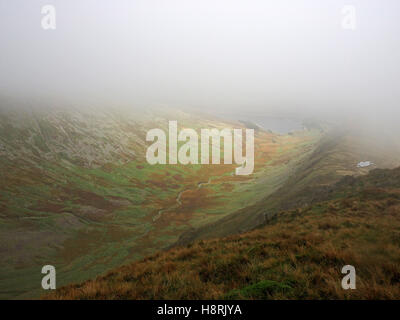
[45, 186, 400, 300]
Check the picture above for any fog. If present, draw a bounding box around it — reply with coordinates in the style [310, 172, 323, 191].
[1, 0, 400, 129]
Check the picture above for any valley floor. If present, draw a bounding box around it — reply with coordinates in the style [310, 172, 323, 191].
[46, 167, 400, 299]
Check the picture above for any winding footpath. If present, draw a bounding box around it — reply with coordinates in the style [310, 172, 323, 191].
[153, 177, 213, 222]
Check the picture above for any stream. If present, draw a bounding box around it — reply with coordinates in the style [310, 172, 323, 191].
[152, 177, 213, 222]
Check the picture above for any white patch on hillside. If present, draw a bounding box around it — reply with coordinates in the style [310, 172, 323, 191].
[357, 161, 374, 168]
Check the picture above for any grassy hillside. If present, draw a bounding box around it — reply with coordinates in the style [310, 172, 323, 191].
[46, 167, 400, 299]
[173, 128, 400, 245]
[0, 106, 321, 299]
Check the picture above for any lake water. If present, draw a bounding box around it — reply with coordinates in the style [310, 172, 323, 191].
[251, 117, 304, 134]
[218, 113, 304, 134]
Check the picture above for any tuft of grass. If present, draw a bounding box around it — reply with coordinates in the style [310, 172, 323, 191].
[224, 280, 292, 299]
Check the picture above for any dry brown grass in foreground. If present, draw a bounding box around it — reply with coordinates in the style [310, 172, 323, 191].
[45, 185, 400, 300]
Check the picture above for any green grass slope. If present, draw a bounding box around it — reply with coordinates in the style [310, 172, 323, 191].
[46, 167, 400, 299]
[0, 107, 321, 299]
[174, 128, 400, 245]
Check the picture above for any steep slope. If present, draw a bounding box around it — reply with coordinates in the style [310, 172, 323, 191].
[174, 128, 400, 244]
[46, 167, 400, 300]
[0, 106, 321, 299]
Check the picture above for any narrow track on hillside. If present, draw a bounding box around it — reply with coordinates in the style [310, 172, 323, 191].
[152, 176, 214, 222]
